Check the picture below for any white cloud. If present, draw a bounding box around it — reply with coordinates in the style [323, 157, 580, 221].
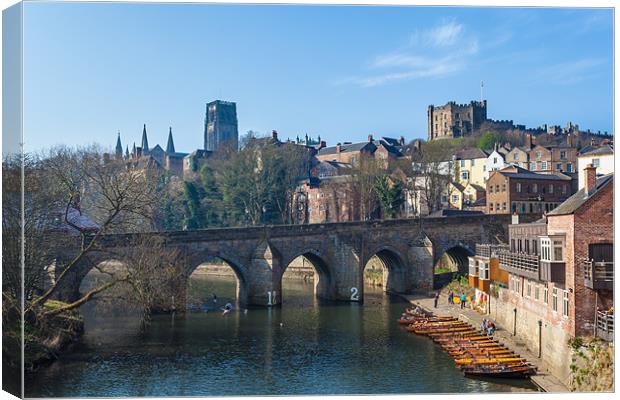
[339, 19, 479, 88]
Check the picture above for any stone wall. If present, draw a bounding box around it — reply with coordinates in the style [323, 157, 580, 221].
[488, 286, 573, 385]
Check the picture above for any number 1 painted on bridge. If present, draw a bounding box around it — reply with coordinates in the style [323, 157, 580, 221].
[267, 291, 277, 306]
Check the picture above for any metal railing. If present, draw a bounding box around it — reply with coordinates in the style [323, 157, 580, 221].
[498, 251, 540, 279]
[475, 243, 509, 258]
[596, 310, 614, 342]
[584, 260, 614, 285]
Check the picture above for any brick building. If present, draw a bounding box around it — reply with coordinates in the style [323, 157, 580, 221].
[486, 165, 574, 215]
[470, 167, 613, 384]
[427, 100, 487, 140]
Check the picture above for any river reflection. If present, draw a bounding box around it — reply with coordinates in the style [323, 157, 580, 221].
[25, 275, 538, 397]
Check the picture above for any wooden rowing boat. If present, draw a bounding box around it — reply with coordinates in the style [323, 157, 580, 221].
[462, 365, 535, 378]
[455, 357, 526, 365]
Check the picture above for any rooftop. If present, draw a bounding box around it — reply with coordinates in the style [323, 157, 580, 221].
[547, 173, 613, 216]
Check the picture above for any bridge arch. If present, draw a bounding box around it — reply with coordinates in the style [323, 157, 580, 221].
[363, 245, 409, 294]
[434, 244, 474, 275]
[185, 249, 250, 306]
[279, 249, 334, 301]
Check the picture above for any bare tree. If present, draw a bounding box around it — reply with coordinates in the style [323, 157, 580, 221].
[27, 146, 161, 313]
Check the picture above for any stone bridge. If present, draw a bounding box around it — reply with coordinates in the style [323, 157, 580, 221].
[54, 214, 515, 309]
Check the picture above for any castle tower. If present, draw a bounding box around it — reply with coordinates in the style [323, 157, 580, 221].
[141, 124, 150, 155]
[166, 126, 175, 153]
[115, 131, 123, 159]
[204, 100, 238, 152]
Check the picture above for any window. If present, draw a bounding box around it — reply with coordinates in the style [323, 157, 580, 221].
[541, 161, 548, 170]
[511, 239, 515, 251]
[562, 290, 569, 317]
[562, 185, 567, 194]
[496, 203, 500, 212]
[502, 183, 506, 192]
[525, 240, 530, 253]
[592, 158, 600, 168]
[493, 157, 498, 164]
[452, 195, 459, 203]
[460, 160, 465, 167]
[502, 202, 507, 211]
[514, 153, 519, 161]
[471, 159, 475, 166]
[566, 163, 573, 173]
[553, 240, 564, 261]
[480, 262, 490, 280]
[495, 184, 500, 192]
[560, 151, 566, 159]
[517, 239, 523, 252]
[532, 183, 538, 193]
[483, 165, 486, 172]
[455, 112, 460, 119]
[541, 238, 551, 261]
[516, 277, 521, 295]
[556, 163, 562, 171]
[520, 203, 526, 213]
[552, 288, 558, 312]
[489, 185, 493, 194]
[530, 162, 536, 171]
[534, 284, 540, 301]
[489, 203, 494, 212]
[512, 202, 517, 213]
[527, 280, 532, 297]
[543, 284, 549, 304]
[536, 151, 542, 159]
[461, 171, 469, 180]
[533, 240, 538, 255]
[516, 183, 522, 192]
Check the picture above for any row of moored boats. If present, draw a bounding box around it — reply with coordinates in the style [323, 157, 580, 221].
[398, 308, 537, 379]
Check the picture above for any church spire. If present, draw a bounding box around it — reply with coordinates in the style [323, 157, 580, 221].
[166, 126, 175, 154]
[115, 131, 123, 159]
[125, 145, 129, 160]
[141, 124, 149, 155]
[132, 142, 137, 158]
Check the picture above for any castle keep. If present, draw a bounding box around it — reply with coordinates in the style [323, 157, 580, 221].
[427, 100, 487, 140]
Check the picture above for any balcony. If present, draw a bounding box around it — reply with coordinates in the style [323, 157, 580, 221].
[498, 251, 540, 280]
[584, 260, 614, 291]
[475, 243, 510, 258]
[540, 260, 566, 284]
[596, 310, 614, 342]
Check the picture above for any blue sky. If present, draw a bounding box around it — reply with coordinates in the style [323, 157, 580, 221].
[19, 3, 613, 154]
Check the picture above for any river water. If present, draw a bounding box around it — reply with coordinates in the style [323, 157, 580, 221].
[26, 275, 537, 397]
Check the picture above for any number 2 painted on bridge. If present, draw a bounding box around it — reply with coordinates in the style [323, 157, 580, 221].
[350, 287, 359, 301]
[267, 291, 277, 306]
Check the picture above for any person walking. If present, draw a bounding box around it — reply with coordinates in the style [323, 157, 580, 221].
[434, 292, 440, 308]
[448, 290, 454, 305]
[460, 293, 466, 309]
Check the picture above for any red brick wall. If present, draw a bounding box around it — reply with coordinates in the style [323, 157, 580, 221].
[547, 180, 613, 337]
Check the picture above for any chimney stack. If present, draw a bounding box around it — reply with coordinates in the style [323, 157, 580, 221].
[525, 133, 533, 149]
[336, 143, 342, 153]
[567, 133, 574, 147]
[272, 130, 278, 140]
[584, 163, 597, 195]
[399, 136, 405, 146]
[368, 134, 374, 142]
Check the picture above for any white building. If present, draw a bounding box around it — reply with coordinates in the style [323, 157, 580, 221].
[485, 149, 505, 180]
[577, 145, 614, 189]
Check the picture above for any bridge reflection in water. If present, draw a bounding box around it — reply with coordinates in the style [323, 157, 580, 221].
[27, 274, 538, 397]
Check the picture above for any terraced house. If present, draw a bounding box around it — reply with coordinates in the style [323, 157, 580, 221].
[468, 165, 613, 385]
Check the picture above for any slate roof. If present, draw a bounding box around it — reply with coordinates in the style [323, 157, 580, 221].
[578, 144, 613, 157]
[317, 141, 376, 156]
[455, 147, 488, 160]
[547, 174, 613, 216]
[500, 171, 572, 181]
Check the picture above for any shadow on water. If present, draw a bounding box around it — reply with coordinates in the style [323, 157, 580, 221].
[25, 275, 538, 397]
